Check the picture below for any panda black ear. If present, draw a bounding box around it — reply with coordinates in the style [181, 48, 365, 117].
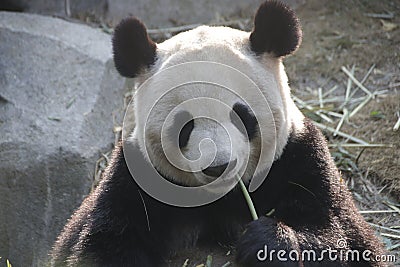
[112, 17, 157, 78]
[250, 1, 302, 57]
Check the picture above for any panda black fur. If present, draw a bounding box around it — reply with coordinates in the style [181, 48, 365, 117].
[50, 1, 386, 266]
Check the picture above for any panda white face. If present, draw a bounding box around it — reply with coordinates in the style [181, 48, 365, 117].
[113, 2, 304, 193]
[126, 27, 303, 189]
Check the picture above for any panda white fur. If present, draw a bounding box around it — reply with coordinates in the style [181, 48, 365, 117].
[51, 1, 385, 266]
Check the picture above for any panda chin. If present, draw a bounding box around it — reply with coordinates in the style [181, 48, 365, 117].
[155, 165, 242, 195]
[196, 170, 248, 194]
[153, 168, 196, 187]
[203, 177, 239, 194]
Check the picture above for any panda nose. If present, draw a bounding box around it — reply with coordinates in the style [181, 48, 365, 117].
[202, 159, 237, 177]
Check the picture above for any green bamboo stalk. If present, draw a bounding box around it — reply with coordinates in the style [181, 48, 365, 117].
[237, 176, 258, 220]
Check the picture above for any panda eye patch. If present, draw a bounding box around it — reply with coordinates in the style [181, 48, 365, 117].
[170, 111, 194, 148]
[230, 102, 258, 140]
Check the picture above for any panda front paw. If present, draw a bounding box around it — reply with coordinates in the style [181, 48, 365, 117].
[235, 217, 300, 267]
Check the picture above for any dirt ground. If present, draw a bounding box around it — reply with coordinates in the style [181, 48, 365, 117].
[287, 0, 400, 191]
[288, 0, 399, 211]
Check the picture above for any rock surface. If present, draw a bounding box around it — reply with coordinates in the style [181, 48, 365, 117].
[0, 0, 305, 28]
[108, 0, 305, 27]
[0, 12, 124, 267]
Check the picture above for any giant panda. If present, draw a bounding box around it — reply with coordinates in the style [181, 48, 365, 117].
[50, 1, 386, 266]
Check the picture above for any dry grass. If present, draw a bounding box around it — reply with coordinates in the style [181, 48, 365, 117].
[290, 65, 400, 259]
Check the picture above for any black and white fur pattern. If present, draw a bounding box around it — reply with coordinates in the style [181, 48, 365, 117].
[50, 1, 386, 266]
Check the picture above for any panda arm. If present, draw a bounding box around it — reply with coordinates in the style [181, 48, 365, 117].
[235, 120, 383, 266]
[250, 119, 339, 227]
[50, 143, 168, 266]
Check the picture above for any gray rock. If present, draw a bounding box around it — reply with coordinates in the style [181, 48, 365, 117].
[0, 0, 108, 18]
[107, 0, 305, 28]
[0, 12, 125, 267]
[0, 0, 305, 28]
[107, 0, 263, 27]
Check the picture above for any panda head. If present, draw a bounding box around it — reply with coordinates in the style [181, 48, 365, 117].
[113, 1, 304, 191]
